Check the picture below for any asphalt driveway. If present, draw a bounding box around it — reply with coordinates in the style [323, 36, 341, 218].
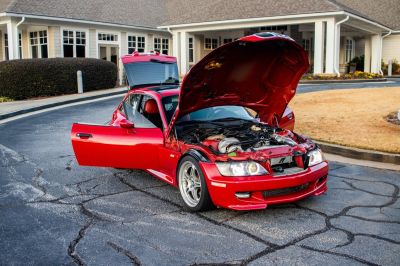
[0, 96, 399, 265]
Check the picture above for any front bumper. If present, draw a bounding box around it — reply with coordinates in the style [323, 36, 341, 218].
[199, 161, 329, 210]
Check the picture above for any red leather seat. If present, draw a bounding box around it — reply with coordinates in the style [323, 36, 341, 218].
[144, 99, 159, 115]
[143, 99, 163, 129]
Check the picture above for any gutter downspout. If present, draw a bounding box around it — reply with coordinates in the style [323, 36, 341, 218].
[380, 31, 392, 75]
[167, 27, 173, 35]
[334, 16, 349, 77]
[16, 17, 25, 59]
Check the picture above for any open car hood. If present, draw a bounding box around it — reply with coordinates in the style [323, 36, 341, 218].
[174, 33, 309, 127]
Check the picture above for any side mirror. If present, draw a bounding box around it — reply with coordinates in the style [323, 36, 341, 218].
[120, 119, 135, 129]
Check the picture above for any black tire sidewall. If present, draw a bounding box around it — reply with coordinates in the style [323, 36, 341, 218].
[178, 156, 213, 212]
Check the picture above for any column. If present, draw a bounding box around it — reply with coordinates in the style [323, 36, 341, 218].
[364, 35, 371, 72]
[180, 31, 189, 75]
[313, 21, 325, 74]
[325, 19, 335, 74]
[370, 34, 381, 73]
[6, 19, 19, 60]
[172, 31, 180, 69]
[334, 23, 342, 75]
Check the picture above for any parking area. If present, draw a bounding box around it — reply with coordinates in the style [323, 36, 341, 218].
[1, 96, 399, 266]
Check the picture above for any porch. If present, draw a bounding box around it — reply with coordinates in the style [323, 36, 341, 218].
[167, 14, 389, 76]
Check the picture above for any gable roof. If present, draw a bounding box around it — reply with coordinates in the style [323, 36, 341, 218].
[0, 0, 17, 12]
[335, 0, 400, 30]
[3, 0, 168, 28]
[160, 0, 398, 30]
[1, 0, 399, 30]
[161, 0, 342, 26]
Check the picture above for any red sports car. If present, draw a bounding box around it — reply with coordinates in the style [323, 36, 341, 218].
[71, 33, 328, 212]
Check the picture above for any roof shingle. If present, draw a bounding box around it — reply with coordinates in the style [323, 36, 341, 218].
[2, 0, 399, 30]
[7, 0, 168, 28]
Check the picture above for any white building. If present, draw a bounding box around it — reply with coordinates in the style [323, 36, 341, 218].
[1, 0, 399, 83]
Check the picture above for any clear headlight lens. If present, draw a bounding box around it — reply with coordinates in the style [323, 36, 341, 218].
[215, 161, 270, 176]
[308, 149, 325, 166]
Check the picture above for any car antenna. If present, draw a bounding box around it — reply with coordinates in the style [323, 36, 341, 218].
[274, 113, 280, 128]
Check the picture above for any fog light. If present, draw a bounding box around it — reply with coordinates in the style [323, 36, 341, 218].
[235, 192, 251, 199]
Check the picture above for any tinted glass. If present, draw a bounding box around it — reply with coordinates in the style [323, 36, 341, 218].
[161, 95, 179, 123]
[123, 102, 156, 128]
[124, 61, 179, 87]
[179, 106, 255, 122]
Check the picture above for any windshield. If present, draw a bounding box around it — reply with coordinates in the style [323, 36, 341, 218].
[124, 61, 179, 87]
[162, 95, 256, 124]
[181, 106, 256, 122]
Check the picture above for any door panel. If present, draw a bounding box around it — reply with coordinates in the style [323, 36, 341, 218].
[71, 123, 163, 169]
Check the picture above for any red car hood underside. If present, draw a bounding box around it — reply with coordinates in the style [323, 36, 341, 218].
[175, 34, 309, 127]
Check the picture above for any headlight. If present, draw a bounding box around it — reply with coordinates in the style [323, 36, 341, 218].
[215, 161, 269, 176]
[308, 149, 325, 166]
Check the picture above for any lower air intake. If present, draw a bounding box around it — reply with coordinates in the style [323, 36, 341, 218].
[262, 183, 309, 198]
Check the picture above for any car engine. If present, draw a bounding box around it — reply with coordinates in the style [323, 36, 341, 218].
[177, 122, 302, 155]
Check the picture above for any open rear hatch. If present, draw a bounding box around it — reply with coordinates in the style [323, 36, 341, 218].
[121, 52, 180, 89]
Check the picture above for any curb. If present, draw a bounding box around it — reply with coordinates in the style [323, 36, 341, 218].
[299, 78, 387, 84]
[316, 141, 400, 165]
[0, 89, 126, 121]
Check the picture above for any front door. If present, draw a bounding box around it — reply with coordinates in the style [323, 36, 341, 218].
[71, 123, 163, 169]
[99, 45, 119, 84]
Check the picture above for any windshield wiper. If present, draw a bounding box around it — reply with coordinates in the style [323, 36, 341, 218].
[211, 117, 255, 123]
[150, 58, 174, 64]
[176, 120, 228, 127]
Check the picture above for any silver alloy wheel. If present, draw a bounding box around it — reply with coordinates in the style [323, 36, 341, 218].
[179, 161, 202, 207]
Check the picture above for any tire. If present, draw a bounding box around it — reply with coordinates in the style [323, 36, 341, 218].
[177, 156, 215, 212]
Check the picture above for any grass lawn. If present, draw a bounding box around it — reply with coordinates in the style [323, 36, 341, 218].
[0, 96, 13, 103]
[289, 87, 400, 154]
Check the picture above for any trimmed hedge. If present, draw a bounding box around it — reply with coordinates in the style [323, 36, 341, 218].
[0, 58, 118, 100]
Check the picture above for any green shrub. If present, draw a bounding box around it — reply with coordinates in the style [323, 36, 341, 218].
[349, 55, 364, 71]
[0, 96, 13, 102]
[0, 58, 118, 100]
[392, 59, 400, 74]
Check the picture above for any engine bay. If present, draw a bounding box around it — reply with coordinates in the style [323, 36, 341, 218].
[177, 120, 303, 155]
[174, 118, 319, 176]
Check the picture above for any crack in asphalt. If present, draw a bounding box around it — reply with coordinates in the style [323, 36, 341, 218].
[64, 170, 400, 266]
[2, 153, 399, 266]
[106, 241, 142, 266]
[298, 245, 380, 266]
[66, 159, 75, 171]
[32, 167, 47, 197]
[67, 217, 94, 266]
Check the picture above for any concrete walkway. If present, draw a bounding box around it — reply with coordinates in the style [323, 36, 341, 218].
[0, 87, 127, 120]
